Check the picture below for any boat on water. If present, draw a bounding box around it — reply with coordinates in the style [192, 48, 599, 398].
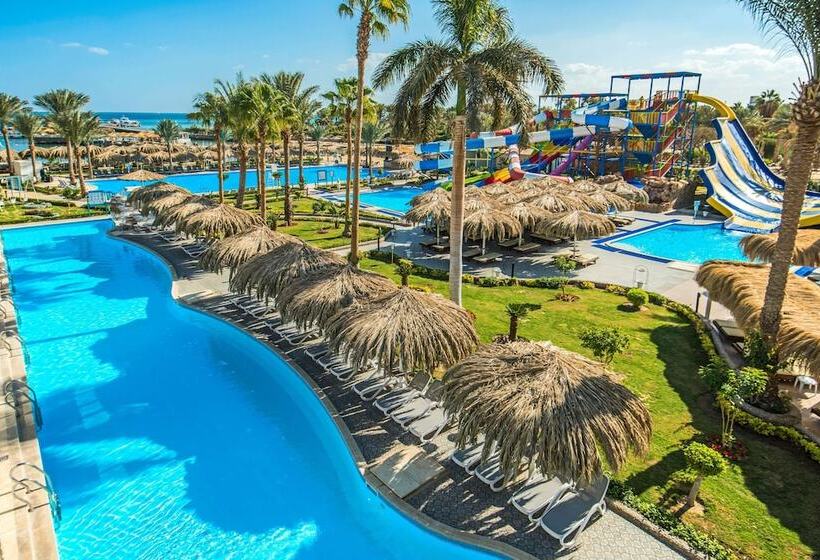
[106, 116, 141, 130]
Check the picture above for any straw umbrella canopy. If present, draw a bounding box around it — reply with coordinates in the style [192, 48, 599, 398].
[324, 286, 479, 373]
[696, 261, 820, 372]
[538, 210, 616, 253]
[464, 205, 522, 254]
[199, 226, 298, 274]
[508, 201, 549, 246]
[739, 230, 820, 267]
[584, 188, 634, 212]
[119, 169, 167, 187]
[599, 177, 650, 204]
[230, 241, 345, 303]
[176, 204, 265, 238]
[409, 186, 450, 207]
[442, 341, 652, 485]
[46, 146, 68, 159]
[394, 152, 419, 169]
[126, 182, 188, 209]
[278, 264, 397, 331]
[140, 191, 192, 217]
[405, 194, 451, 244]
[154, 195, 216, 229]
[524, 188, 595, 213]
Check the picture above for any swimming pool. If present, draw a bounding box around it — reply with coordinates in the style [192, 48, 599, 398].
[90, 165, 385, 195]
[1, 220, 499, 559]
[328, 184, 437, 214]
[608, 222, 750, 264]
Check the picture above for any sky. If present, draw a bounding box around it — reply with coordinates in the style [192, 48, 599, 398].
[0, 0, 806, 112]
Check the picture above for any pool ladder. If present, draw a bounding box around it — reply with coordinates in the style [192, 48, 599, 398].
[4, 379, 42, 432]
[9, 462, 61, 528]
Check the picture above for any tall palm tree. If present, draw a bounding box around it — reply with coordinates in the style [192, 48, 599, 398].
[293, 90, 321, 189]
[323, 78, 359, 236]
[190, 89, 229, 202]
[361, 119, 389, 180]
[242, 79, 283, 219]
[0, 93, 27, 176]
[33, 89, 90, 185]
[753, 89, 783, 119]
[218, 75, 254, 209]
[155, 119, 181, 171]
[64, 111, 100, 195]
[262, 72, 315, 226]
[737, 0, 820, 342]
[373, 0, 562, 304]
[12, 111, 44, 185]
[338, 0, 410, 265]
[308, 120, 327, 166]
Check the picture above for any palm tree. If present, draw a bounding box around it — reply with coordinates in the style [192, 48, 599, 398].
[752, 89, 783, 119]
[217, 76, 254, 209]
[12, 111, 44, 185]
[0, 93, 27, 176]
[308, 120, 327, 166]
[155, 119, 181, 171]
[63, 111, 101, 195]
[190, 89, 229, 202]
[323, 78, 359, 236]
[262, 72, 316, 226]
[293, 91, 322, 189]
[361, 119, 389, 181]
[241, 79, 283, 219]
[338, 0, 410, 265]
[737, 0, 820, 342]
[373, 0, 563, 304]
[34, 89, 90, 185]
[504, 302, 541, 342]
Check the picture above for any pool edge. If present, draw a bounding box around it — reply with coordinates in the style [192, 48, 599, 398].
[110, 229, 533, 560]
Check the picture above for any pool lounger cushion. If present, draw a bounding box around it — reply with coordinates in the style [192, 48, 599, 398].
[540, 476, 609, 550]
[451, 441, 492, 474]
[472, 252, 503, 264]
[513, 242, 541, 254]
[462, 246, 482, 259]
[374, 372, 431, 415]
[510, 474, 573, 522]
[497, 238, 520, 248]
[389, 395, 435, 427]
[473, 456, 510, 492]
[352, 372, 391, 400]
[407, 408, 449, 443]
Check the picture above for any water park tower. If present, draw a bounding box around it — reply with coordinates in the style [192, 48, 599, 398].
[610, 71, 702, 179]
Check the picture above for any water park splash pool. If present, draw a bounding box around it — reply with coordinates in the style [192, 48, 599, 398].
[327, 184, 438, 214]
[89, 164, 384, 195]
[1, 220, 499, 560]
[608, 222, 750, 264]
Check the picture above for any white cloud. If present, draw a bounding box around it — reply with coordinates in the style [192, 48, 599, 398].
[562, 63, 618, 93]
[157, 45, 169, 52]
[262, 53, 270, 59]
[60, 42, 109, 56]
[233, 64, 245, 71]
[335, 52, 388, 74]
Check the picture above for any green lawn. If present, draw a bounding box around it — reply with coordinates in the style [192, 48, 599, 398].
[278, 220, 382, 249]
[359, 258, 820, 560]
[0, 203, 106, 226]
[219, 192, 392, 221]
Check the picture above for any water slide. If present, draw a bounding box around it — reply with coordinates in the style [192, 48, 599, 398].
[415, 99, 633, 182]
[690, 93, 820, 232]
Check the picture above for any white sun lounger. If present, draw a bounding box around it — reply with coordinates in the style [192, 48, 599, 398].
[510, 474, 573, 522]
[352, 371, 392, 401]
[407, 407, 449, 443]
[540, 476, 609, 549]
[451, 441, 493, 474]
[374, 372, 431, 415]
[474, 456, 512, 492]
[304, 342, 330, 360]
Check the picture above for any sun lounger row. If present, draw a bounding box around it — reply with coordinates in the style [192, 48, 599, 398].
[451, 442, 609, 549]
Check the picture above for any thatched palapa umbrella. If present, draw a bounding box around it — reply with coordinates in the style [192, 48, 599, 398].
[119, 169, 167, 183]
[405, 189, 451, 244]
[463, 205, 522, 254]
[199, 226, 298, 274]
[230, 241, 344, 303]
[538, 210, 616, 254]
[508, 201, 548, 246]
[154, 195, 216, 229]
[278, 264, 397, 331]
[696, 260, 820, 372]
[141, 191, 192, 217]
[177, 204, 264, 238]
[126, 182, 188, 209]
[739, 230, 820, 267]
[324, 286, 479, 373]
[584, 188, 633, 212]
[442, 341, 652, 485]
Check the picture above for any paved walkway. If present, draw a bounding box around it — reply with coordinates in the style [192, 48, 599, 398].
[116, 228, 686, 560]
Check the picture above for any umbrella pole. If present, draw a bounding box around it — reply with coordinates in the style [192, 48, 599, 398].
[482, 232, 486, 255]
[518, 230, 523, 247]
[436, 222, 440, 245]
[573, 234, 579, 256]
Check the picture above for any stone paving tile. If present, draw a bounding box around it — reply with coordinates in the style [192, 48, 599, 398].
[121, 230, 686, 560]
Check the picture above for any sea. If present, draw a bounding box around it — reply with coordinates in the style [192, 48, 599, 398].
[3, 112, 195, 152]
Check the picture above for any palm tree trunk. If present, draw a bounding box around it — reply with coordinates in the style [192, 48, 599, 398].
[259, 140, 267, 220]
[316, 137, 321, 165]
[298, 138, 305, 187]
[76, 152, 86, 196]
[508, 314, 518, 342]
[368, 143, 373, 184]
[283, 133, 293, 226]
[236, 143, 247, 208]
[349, 15, 370, 266]
[86, 144, 95, 179]
[28, 138, 38, 186]
[760, 121, 820, 341]
[66, 139, 76, 184]
[2, 128, 13, 177]
[449, 114, 467, 306]
[343, 116, 352, 237]
[215, 126, 224, 203]
[167, 144, 173, 172]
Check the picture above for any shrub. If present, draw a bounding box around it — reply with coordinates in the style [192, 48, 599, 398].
[579, 326, 630, 364]
[606, 284, 627, 295]
[683, 442, 727, 507]
[61, 187, 81, 200]
[698, 357, 732, 392]
[626, 288, 649, 310]
[532, 277, 563, 289]
[578, 280, 595, 290]
[395, 259, 414, 287]
[742, 329, 778, 372]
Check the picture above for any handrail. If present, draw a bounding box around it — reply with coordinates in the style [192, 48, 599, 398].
[10, 462, 61, 527]
[1, 331, 31, 364]
[4, 379, 42, 431]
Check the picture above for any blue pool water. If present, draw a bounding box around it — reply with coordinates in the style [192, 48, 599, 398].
[331, 185, 436, 214]
[1, 220, 498, 560]
[89, 165, 384, 195]
[610, 222, 750, 264]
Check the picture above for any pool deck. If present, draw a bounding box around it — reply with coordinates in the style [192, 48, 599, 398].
[114, 227, 694, 560]
[0, 243, 59, 560]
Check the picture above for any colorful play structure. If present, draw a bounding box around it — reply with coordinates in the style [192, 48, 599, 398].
[414, 70, 820, 233]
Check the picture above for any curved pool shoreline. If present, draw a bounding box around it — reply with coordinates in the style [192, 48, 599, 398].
[111, 227, 530, 560]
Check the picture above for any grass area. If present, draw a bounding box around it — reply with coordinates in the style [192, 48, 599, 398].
[278, 220, 382, 249]
[219, 192, 393, 221]
[0, 203, 106, 226]
[359, 257, 820, 560]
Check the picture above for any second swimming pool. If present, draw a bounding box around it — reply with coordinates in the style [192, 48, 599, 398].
[608, 222, 750, 264]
